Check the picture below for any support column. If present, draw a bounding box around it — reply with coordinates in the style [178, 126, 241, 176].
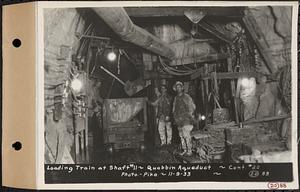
[227, 57, 240, 124]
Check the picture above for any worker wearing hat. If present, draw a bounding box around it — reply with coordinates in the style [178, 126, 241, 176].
[150, 82, 173, 146]
[172, 81, 195, 156]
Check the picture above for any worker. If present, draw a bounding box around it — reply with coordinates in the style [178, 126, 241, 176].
[172, 81, 196, 156]
[150, 83, 173, 147]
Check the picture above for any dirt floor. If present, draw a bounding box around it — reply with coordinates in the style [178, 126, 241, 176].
[91, 145, 181, 164]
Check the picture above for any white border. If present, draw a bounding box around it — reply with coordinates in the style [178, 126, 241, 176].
[36, 1, 299, 190]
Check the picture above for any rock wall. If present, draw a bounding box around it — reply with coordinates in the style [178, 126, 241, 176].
[239, 6, 291, 146]
[44, 8, 89, 164]
[248, 6, 291, 71]
[245, 6, 292, 117]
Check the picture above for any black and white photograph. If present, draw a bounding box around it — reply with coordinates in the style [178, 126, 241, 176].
[40, 1, 298, 189]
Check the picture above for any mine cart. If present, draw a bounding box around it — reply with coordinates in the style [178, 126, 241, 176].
[102, 97, 148, 152]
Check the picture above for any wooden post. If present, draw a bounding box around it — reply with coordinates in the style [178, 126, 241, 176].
[79, 132, 83, 155]
[224, 128, 233, 163]
[227, 57, 240, 124]
[213, 64, 218, 110]
[143, 98, 148, 132]
[84, 44, 92, 162]
[204, 63, 210, 125]
[83, 129, 87, 161]
[195, 79, 200, 130]
[200, 80, 205, 109]
[148, 79, 158, 148]
[72, 106, 78, 163]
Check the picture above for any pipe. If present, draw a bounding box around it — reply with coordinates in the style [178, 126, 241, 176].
[92, 7, 176, 59]
[100, 66, 125, 85]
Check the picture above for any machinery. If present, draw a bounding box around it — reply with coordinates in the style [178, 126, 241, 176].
[102, 97, 148, 152]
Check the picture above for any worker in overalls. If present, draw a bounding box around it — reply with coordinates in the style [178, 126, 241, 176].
[172, 81, 196, 156]
[150, 83, 172, 146]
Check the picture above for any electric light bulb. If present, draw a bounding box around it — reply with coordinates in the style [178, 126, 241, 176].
[107, 51, 117, 61]
[201, 115, 206, 120]
[71, 78, 83, 92]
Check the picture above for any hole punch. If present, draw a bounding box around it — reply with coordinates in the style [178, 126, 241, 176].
[12, 141, 22, 151]
[12, 38, 22, 48]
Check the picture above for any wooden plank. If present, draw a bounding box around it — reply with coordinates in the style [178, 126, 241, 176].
[199, 71, 262, 80]
[143, 71, 174, 79]
[82, 35, 110, 41]
[242, 9, 275, 73]
[126, 7, 185, 17]
[125, 7, 244, 17]
[171, 53, 229, 66]
[243, 115, 291, 125]
[212, 70, 218, 109]
[206, 121, 236, 129]
[198, 21, 232, 43]
[191, 68, 205, 80]
[208, 115, 290, 130]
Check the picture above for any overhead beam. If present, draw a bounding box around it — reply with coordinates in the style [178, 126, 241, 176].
[125, 7, 244, 18]
[198, 21, 232, 43]
[171, 53, 229, 66]
[192, 71, 262, 80]
[244, 115, 291, 125]
[143, 71, 174, 79]
[201, 71, 262, 80]
[92, 7, 176, 59]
